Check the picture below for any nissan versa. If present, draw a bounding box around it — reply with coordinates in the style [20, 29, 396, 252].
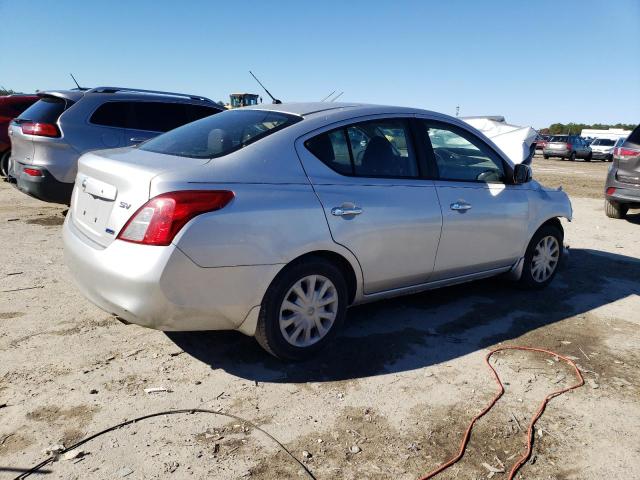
[63, 103, 572, 360]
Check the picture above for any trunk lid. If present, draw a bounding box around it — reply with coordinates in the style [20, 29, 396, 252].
[71, 147, 209, 247]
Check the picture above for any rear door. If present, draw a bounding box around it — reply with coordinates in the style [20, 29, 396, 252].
[296, 117, 443, 294]
[416, 119, 529, 280]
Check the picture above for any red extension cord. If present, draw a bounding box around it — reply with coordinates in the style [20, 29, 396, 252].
[419, 346, 585, 480]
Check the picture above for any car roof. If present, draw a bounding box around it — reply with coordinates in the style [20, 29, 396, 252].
[37, 87, 218, 106]
[243, 101, 445, 119]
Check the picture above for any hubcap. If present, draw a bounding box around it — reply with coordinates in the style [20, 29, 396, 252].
[531, 235, 560, 283]
[279, 275, 338, 348]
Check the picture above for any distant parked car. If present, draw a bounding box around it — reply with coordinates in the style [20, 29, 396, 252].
[63, 102, 572, 360]
[0, 94, 39, 177]
[534, 134, 550, 153]
[543, 135, 592, 161]
[604, 125, 640, 219]
[8, 87, 224, 204]
[589, 138, 617, 162]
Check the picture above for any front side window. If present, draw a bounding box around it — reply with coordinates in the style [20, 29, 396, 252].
[305, 119, 418, 178]
[140, 109, 300, 159]
[424, 123, 505, 183]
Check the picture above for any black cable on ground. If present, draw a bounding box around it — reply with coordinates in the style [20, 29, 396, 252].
[13, 408, 317, 480]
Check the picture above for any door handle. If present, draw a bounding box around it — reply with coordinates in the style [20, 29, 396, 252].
[129, 137, 147, 143]
[450, 201, 472, 212]
[331, 206, 363, 216]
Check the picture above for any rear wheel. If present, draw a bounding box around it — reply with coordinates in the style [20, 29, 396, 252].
[519, 225, 563, 290]
[569, 152, 576, 161]
[543, 155, 549, 159]
[255, 257, 348, 361]
[585, 152, 592, 162]
[605, 199, 628, 219]
[0, 150, 10, 178]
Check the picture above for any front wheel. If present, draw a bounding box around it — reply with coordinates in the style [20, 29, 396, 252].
[519, 225, 563, 290]
[255, 258, 348, 361]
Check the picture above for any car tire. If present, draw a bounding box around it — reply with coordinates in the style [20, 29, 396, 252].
[518, 224, 563, 290]
[0, 150, 10, 178]
[543, 155, 549, 160]
[569, 152, 576, 161]
[607, 154, 613, 162]
[585, 152, 592, 162]
[255, 257, 348, 361]
[605, 199, 628, 219]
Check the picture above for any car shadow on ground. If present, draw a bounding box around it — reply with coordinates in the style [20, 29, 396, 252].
[623, 211, 640, 225]
[167, 248, 639, 383]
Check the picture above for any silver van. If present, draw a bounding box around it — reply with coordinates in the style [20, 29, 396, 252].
[8, 87, 223, 204]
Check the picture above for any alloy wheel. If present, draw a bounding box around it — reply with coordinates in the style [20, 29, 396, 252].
[279, 275, 338, 348]
[531, 235, 560, 283]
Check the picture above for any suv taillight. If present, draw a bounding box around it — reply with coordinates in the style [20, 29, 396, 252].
[21, 122, 60, 138]
[117, 190, 234, 246]
[616, 147, 640, 159]
[566, 142, 572, 150]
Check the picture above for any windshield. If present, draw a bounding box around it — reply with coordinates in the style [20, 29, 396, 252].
[592, 138, 615, 146]
[140, 109, 301, 159]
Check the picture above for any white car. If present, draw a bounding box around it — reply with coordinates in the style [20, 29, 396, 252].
[589, 138, 617, 162]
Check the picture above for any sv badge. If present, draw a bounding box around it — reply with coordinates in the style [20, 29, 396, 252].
[119, 201, 132, 210]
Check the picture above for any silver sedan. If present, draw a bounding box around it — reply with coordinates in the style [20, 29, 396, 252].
[63, 103, 572, 360]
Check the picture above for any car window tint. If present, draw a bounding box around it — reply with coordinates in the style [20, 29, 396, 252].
[185, 104, 221, 122]
[140, 109, 300, 159]
[305, 129, 352, 175]
[129, 102, 189, 132]
[348, 120, 417, 177]
[17, 97, 68, 123]
[90, 102, 129, 128]
[425, 124, 505, 183]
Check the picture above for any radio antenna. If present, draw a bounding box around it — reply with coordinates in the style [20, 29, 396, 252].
[249, 71, 281, 104]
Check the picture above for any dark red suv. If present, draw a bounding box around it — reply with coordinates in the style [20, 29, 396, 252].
[0, 94, 39, 177]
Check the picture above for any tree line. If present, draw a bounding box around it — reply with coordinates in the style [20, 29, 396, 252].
[540, 123, 637, 135]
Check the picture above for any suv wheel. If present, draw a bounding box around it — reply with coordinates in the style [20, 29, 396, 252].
[569, 152, 576, 161]
[585, 152, 592, 162]
[605, 199, 628, 219]
[0, 150, 10, 178]
[543, 154, 549, 159]
[519, 225, 563, 290]
[255, 257, 348, 360]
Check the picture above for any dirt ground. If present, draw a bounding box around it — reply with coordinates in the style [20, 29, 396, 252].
[1, 156, 639, 480]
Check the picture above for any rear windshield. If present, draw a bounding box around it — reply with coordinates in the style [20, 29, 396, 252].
[17, 96, 69, 123]
[591, 138, 615, 146]
[626, 124, 640, 146]
[549, 136, 568, 142]
[140, 109, 301, 158]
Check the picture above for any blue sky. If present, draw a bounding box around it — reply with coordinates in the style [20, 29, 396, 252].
[0, 0, 638, 127]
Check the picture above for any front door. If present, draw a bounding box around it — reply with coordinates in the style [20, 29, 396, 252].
[417, 119, 530, 280]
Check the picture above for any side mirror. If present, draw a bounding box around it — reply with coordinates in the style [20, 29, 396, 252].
[513, 164, 532, 184]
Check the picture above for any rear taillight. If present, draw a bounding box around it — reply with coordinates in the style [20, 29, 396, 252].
[117, 190, 234, 246]
[606, 187, 616, 195]
[616, 147, 640, 159]
[566, 143, 572, 150]
[23, 167, 43, 177]
[21, 122, 60, 138]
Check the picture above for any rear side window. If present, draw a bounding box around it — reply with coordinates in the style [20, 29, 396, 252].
[129, 102, 188, 132]
[140, 109, 300, 158]
[305, 119, 419, 178]
[18, 97, 68, 123]
[90, 102, 128, 128]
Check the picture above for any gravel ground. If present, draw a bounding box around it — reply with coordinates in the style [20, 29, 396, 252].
[1, 165, 639, 480]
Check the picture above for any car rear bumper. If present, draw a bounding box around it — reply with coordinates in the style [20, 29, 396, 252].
[63, 214, 282, 332]
[12, 162, 74, 204]
[606, 186, 640, 205]
[543, 148, 569, 157]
